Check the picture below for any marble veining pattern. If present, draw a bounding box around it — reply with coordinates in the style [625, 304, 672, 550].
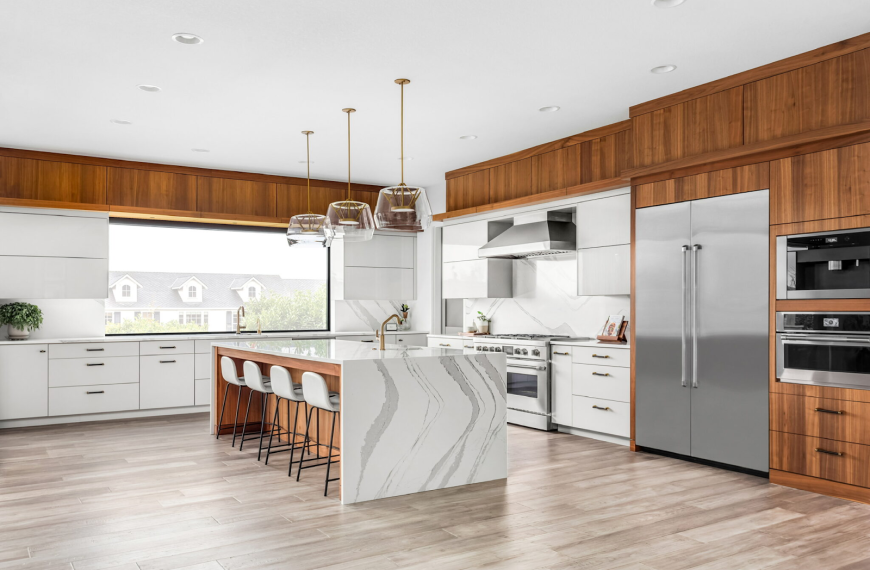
[341, 353, 507, 504]
[465, 253, 629, 337]
[334, 300, 417, 332]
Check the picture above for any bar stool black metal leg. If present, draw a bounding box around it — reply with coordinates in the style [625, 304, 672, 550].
[239, 389, 255, 451]
[265, 396, 281, 465]
[316, 410, 321, 458]
[257, 392, 269, 461]
[324, 411, 338, 496]
[216, 383, 230, 440]
[287, 401, 302, 477]
[297, 406, 315, 482]
[231, 385, 244, 447]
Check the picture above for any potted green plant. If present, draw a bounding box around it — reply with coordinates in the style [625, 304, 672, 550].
[399, 303, 410, 330]
[0, 302, 44, 341]
[476, 311, 491, 334]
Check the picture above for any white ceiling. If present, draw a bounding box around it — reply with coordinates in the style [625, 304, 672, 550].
[1, 1, 868, 190]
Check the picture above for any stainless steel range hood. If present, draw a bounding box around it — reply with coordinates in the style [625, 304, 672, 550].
[478, 211, 575, 259]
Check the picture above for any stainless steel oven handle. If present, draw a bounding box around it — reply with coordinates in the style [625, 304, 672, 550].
[692, 244, 701, 389]
[681, 245, 689, 388]
[508, 364, 547, 371]
[782, 336, 870, 346]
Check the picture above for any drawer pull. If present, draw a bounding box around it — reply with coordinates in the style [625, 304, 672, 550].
[591, 354, 610, 359]
[361, 340, 374, 343]
[592, 405, 611, 411]
[86, 363, 105, 367]
[439, 343, 450, 347]
[159, 346, 176, 349]
[592, 372, 610, 377]
[160, 360, 177, 364]
[39, 350, 46, 353]
[86, 390, 105, 395]
[86, 348, 105, 352]
[553, 351, 570, 356]
[815, 447, 844, 457]
[814, 407, 844, 415]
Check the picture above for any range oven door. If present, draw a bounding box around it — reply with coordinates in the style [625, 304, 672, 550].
[777, 333, 870, 390]
[506, 359, 549, 416]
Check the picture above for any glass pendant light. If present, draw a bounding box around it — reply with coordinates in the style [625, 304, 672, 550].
[325, 108, 375, 242]
[374, 78, 432, 232]
[287, 131, 333, 248]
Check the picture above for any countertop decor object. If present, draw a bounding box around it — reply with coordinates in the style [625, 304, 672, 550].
[326, 108, 375, 242]
[597, 314, 628, 343]
[287, 130, 333, 248]
[0, 302, 44, 341]
[476, 311, 491, 334]
[374, 79, 432, 232]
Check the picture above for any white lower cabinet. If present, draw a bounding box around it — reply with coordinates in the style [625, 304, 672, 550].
[49, 384, 139, 416]
[572, 396, 630, 438]
[49, 356, 139, 388]
[140, 354, 195, 409]
[0, 344, 48, 420]
[572, 363, 630, 403]
[427, 336, 463, 349]
[550, 348, 573, 427]
[194, 379, 210, 406]
[395, 334, 427, 347]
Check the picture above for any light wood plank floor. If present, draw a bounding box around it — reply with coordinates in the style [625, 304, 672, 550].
[2, 414, 870, 570]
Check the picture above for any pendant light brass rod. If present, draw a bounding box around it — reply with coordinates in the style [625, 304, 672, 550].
[342, 109, 356, 202]
[400, 81, 404, 186]
[305, 131, 312, 214]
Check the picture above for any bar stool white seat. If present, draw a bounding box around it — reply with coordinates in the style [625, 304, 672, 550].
[263, 365, 310, 474]
[296, 371, 341, 496]
[240, 361, 273, 460]
[217, 356, 247, 446]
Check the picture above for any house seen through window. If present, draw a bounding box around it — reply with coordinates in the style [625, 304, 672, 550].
[106, 220, 329, 335]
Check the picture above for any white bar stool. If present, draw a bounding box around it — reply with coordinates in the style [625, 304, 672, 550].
[217, 356, 246, 447]
[296, 371, 341, 496]
[263, 365, 310, 475]
[240, 361, 273, 461]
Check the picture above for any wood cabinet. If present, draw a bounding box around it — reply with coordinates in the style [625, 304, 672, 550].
[489, 157, 533, 203]
[447, 171, 490, 211]
[0, 344, 48, 420]
[276, 184, 345, 220]
[771, 430, 870, 489]
[770, 142, 870, 224]
[771, 393, 870, 446]
[0, 156, 106, 205]
[632, 87, 744, 169]
[197, 177, 277, 218]
[108, 168, 197, 212]
[635, 163, 770, 209]
[531, 149, 568, 194]
[577, 130, 633, 184]
[745, 48, 870, 145]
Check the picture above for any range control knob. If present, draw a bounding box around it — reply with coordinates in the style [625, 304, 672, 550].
[532, 349, 540, 357]
[520, 348, 528, 355]
[481, 346, 489, 352]
[494, 347, 502, 352]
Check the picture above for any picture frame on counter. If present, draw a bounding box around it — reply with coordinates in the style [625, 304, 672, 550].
[597, 315, 628, 344]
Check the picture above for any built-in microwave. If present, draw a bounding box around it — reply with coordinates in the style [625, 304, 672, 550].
[777, 228, 870, 299]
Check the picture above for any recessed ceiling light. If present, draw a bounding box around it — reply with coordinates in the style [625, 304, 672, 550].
[109, 119, 132, 125]
[172, 33, 204, 45]
[137, 84, 161, 92]
[652, 0, 686, 7]
[651, 65, 677, 74]
[539, 106, 560, 113]
[191, 148, 210, 153]
[460, 135, 478, 140]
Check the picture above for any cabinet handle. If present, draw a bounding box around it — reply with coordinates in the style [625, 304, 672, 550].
[160, 360, 177, 364]
[814, 408, 844, 415]
[439, 343, 450, 347]
[86, 391, 105, 395]
[361, 340, 374, 343]
[86, 348, 105, 352]
[591, 354, 610, 359]
[159, 346, 176, 349]
[553, 351, 570, 356]
[86, 363, 105, 367]
[464, 345, 473, 349]
[39, 350, 46, 353]
[592, 372, 610, 377]
[592, 405, 611, 411]
[815, 448, 844, 457]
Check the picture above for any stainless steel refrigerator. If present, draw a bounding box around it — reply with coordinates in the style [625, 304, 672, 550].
[635, 190, 769, 473]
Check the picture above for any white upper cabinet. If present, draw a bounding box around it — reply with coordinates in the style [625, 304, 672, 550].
[576, 194, 630, 249]
[344, 234, 415, 268]
[332, 233, 416, 300]
[577, 245, 630, 296]
[442, 221, 489, 263]
[0, 211, 107, 258]
[442, 259, 512, 299]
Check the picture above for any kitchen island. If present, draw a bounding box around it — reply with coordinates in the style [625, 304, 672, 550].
[210, 339, 507, 504]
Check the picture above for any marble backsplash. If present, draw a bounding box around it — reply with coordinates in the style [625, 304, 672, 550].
[464, 253, 629, 337]
[333, 300, 418, 332]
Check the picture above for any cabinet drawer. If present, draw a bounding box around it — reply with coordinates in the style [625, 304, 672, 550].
[771, 393, 870, 446]
[49, 356, 139, 387]
[428, 337, 461, 349]
[140, 354, 195, 409]
[395, 334, 428, 347]
[572, 346, 629, 367]
[139, 340, 195, 356]
[195, 353, 212, 380]
[572, 396, 630, 437]
[551, 347, 573, 358]
[572, 363, 630, 402]
[49, 383, 139, 416]
[771, 431, 870, 488]
[195, 340, 215, 354]
[50, 342, 138, 359]
[195, 379, 210, 406]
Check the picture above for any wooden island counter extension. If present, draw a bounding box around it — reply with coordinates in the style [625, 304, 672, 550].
[210, 339, 507, 504]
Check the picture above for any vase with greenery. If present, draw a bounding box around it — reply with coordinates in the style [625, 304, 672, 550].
[476, 311, 491, 334]
[0, 302, 44, 341]
[399, 303, 410, 330]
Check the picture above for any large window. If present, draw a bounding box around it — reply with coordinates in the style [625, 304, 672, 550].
[106, 220, 329, 335]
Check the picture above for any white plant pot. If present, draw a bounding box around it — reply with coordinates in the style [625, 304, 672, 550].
[477, 322, 489, 334]
[7, 325, 30, 341]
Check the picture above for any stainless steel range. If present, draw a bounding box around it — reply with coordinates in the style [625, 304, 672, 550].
[473, 334, 581, 431]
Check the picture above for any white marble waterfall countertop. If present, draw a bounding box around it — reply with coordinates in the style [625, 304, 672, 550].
[212, 338, 465, 364]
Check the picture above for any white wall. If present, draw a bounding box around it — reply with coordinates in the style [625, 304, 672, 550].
[0, 298, 105, 340]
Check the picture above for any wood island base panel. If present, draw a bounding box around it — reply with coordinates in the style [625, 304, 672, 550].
[211, 340, 508, 504]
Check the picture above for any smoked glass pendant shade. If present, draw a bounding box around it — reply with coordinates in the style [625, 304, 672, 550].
[325, 200, 375, 242]
[286, 213, 332, 247]
[374, 184, 432, 231]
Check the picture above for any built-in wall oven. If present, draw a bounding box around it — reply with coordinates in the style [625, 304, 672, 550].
[776, 312, 870, 391]
[777, 228, 870, 299]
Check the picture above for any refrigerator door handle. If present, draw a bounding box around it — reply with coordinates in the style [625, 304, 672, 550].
[681, 245, 689, 387]
[691, 244, 702, 388]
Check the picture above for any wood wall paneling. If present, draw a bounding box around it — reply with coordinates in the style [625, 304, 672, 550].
[446, 170, 490, 211]
[276, 184, 347, 221]
[197, 177, 277, 218]
[107, 168, 197, 212]
[0, 156, 107, 205]
[745, 48, 870, 145]
[634, 163, 770, 208]
[770, 141, 870, 224]
[579, 131, 632, 184]
[632, 87, 744, 170]
[531, 149, 567, 194]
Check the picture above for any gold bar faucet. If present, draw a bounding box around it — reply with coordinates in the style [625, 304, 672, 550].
[236, 306, 246, 334]
[379, 314, 401, 351]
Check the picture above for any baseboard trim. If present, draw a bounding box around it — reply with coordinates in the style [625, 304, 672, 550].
[557, 425, 630, 447]
[0, 406, 209, 429]
[635, 445, 769, 479]
[770, 469, 870, 505]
